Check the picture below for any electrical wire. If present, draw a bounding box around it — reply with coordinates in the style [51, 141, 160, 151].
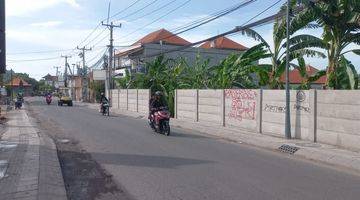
[7, 56, 61, 63]
[140, 0, 290, 59]
[7, 48, 76, 55]
[107, 0, 142, 21]
[126, 0, 178, 23]
[115, 0, 159, 21]
[121, 0, 193, 40]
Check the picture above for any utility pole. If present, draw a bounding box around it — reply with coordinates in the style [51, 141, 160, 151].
[102, 21, 121, 100]
[61, 55, 71, 90]
[77, 46, 92, 102]
[285, 0, 291, 139]
[0, 0, 6, 74]
[10, 68, 13, 102]
[54, 66, 61, 77]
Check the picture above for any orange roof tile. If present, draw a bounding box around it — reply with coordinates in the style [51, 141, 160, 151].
[133, 28, 191, 46]
[200, 36, 248, 51]
[6, 77, 31, 87]
[280, 65, 326, 84]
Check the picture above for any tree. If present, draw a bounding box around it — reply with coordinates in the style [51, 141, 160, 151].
[297, 0, 360, 89]
[241, 0, 326, 88]
[292, 57, 326, 90]
[210, 43, 271, 89]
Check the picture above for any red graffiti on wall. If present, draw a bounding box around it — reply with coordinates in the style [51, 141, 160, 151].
[225, 89, 257, 121]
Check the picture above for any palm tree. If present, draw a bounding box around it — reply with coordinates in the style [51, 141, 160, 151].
[240, 1, 326, 89]
[295, 0, 360, 89]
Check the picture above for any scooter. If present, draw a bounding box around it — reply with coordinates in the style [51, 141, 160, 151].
[101, 101, 110, 116]
[46, 95, 52, 105]
[149, 107, 171, 136]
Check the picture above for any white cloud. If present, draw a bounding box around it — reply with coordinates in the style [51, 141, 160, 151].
[30, 21, 63, 28]
[6, 0, 80, 17]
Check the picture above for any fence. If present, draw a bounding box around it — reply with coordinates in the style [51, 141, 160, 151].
[110, 89, 360, 151]
[110, 89, 150, 115]
[175, 89, 360, 151]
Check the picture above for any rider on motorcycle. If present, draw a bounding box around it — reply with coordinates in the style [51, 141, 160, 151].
[149, 91, 167, 123]
[99, 92, 109, 112]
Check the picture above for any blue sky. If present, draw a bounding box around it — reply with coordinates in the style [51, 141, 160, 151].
[5, 0, 360, 80]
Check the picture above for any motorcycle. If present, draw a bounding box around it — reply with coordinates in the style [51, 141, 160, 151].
[46, 95, 52, 105]
[15, 97, 23, 109]
[149, 107, 171, 136]
[101, 101, 110, 116]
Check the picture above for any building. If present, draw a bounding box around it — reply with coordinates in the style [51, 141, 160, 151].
[42, 74, 58, 87]
[280, 65, 327, 89]
[114, 29, 248, 75]
[6, 77, 33, 96]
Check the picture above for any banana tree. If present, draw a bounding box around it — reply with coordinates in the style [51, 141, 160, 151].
[241, 0, 326, 88]
[210, 43, 271, 89]
[180, 54, 212, 89]
[297, 0, 360, 89]
[292, 57, 326, 90]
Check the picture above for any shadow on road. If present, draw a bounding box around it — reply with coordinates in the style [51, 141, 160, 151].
[89, 152, 214, 169]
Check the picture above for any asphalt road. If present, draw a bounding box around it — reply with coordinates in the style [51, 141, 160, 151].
[28, 97, 360, 200]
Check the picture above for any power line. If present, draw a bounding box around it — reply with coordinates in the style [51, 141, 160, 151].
[127, 0, 178, 23]
[7, 56, 61, 63]
[117, 0, 256, 45]
[160, 0, 257, 42]
[115, 0, 159, 21]
[140, 0, 291, 59]
[107, 0, 142, 21]
[121, 0, 193, 40]
[7, 48, 75, 55]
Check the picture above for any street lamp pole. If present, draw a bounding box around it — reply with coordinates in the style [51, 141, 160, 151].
[285, 0, 291, 139]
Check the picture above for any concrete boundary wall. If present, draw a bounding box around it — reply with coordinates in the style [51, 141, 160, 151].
[174, 89, 360, 151]
[110, 89, 360, 151]
[110, 89, 150, 115]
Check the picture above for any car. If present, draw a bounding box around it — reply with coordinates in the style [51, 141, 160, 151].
[58, 95, 73, 106]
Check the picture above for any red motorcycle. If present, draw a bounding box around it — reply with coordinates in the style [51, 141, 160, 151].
[149, 107, 171, 136]
[46, 95, 52, 105]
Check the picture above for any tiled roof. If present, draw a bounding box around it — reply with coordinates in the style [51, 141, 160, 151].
[133, 28, 191, 46]
[6, 77, 31, 87]
[43, 73, 57, 81]
[280, 65, 327, 84]
[200, 36, 248, 51]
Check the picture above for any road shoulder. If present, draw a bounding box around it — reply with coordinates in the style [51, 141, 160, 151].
[0, 106, 67, 200]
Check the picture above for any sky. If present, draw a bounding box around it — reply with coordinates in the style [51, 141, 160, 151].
[5, 0, 360, 80]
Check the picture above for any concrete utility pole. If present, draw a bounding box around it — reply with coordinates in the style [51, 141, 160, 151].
[54, 66, 61, 77]
[102, 21, 121, 100]
[61, 55, 71, 88]
[77, 46, 92, 102]
[0, 0, 6, 74]
[285, 0, 291, 139]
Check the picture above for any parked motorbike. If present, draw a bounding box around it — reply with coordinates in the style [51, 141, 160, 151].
[101, 101, 110, 116]
[46, 95, 52, 105]
[149, 107, 171, 136]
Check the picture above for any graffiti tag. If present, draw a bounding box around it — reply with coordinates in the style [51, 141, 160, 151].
[264, 104, 310, 113]
[225, 90, 257, 121]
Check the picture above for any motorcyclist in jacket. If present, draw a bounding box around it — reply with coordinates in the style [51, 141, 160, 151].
[99, 92, 109, 112]
[149, 91, 167, 123]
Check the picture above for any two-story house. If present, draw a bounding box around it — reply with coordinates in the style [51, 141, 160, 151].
[113, 28, 248, 76]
